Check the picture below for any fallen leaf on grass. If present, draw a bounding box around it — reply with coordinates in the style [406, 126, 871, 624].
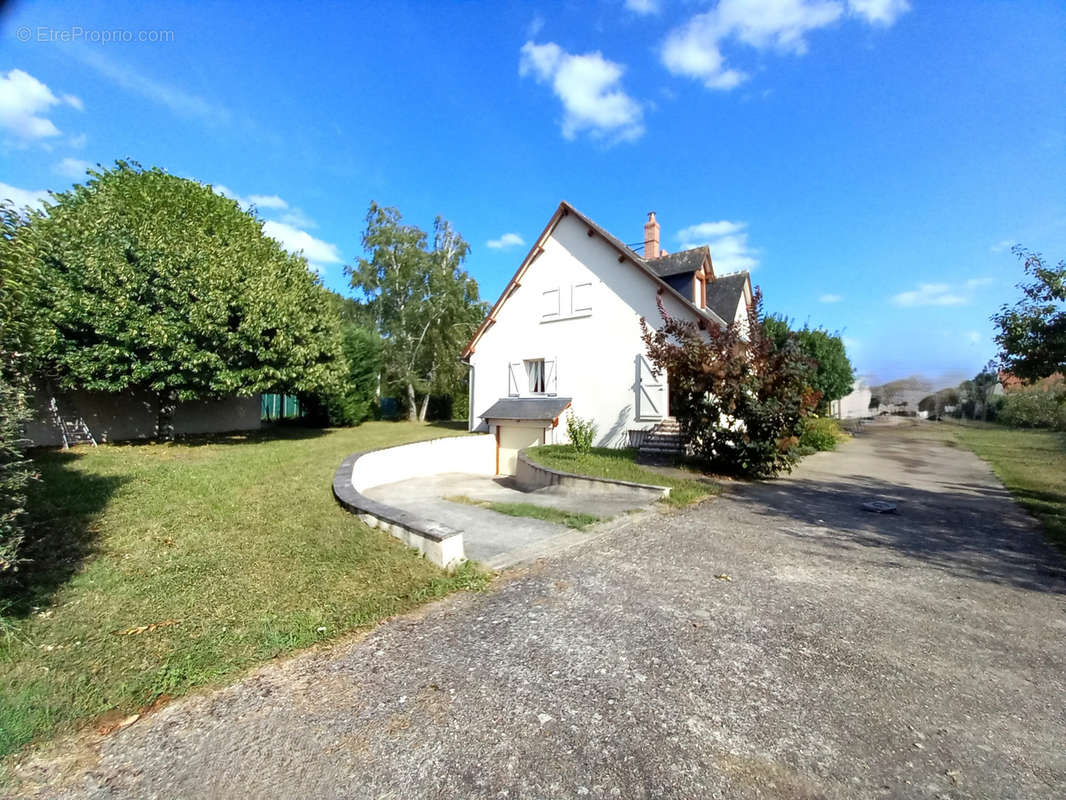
[714, 574, 733, 581]
[113, 619, 179, 636]
[95, 711, 140, 735]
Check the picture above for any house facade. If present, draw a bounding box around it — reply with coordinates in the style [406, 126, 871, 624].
[462, 202, 752, 474]
[829, 378, 873, 420]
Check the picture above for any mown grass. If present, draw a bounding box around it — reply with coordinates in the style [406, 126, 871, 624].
[444, 495, 602, 529]
[525, 445, 717, 507]
[943, 419, 1066, 556]
[0, 421, 490, 759]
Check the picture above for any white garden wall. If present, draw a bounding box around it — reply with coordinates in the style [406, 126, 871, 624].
[350, 433, 496, 492]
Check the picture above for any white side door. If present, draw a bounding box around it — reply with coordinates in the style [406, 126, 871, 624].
[636, 355, 665, 420]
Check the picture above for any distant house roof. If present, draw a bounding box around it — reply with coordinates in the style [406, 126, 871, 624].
[705, 272, 750, 324]
[482, 396, 572, 421]
[646, 247, 710, 278]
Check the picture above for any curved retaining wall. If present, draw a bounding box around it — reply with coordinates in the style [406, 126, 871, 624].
[515, 450, 670, 501]
[332, 434, 495, 569]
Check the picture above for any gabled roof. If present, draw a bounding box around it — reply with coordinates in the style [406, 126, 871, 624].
[646, 247, 711, 278]
[461, 201, 727, 360]
[705, 272, 751, 324]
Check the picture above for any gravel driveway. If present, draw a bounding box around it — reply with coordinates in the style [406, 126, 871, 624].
[12, 420, 1066, 799]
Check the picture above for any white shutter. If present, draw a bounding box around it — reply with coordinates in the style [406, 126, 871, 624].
[508, 361, 522, 397]
[572, 282, 593, 313]
[545, 357, 558, 396]
[542, 289, 560, 318]
[636, 355, 664, 420]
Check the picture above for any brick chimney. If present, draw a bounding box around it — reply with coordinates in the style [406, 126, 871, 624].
[643, 212, 660, 259]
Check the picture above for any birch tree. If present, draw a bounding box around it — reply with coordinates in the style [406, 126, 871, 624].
[348, 204, 486, 421]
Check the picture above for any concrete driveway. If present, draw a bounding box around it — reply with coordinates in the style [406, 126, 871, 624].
[14, 420, 1066, 799]
[365, 472, 658, 567]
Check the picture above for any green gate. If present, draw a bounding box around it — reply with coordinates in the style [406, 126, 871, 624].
[260, 393, 301, 421]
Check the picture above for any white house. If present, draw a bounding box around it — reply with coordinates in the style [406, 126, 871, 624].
[830, 378, 873, 420]
[462, 202, 753, 474]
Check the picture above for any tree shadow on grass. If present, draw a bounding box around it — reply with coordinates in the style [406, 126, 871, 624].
[1, 451, 128, 618]
[738, 472, 1066, 596]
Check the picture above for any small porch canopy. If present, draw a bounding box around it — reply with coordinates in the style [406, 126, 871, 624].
[482, 396, 573, 424]
[483, 397, 572, 475]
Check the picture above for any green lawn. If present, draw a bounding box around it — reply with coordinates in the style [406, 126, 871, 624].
[0, 421, 489, 759]
[525, 445, 718, 507]
[945, 420, 1066, 556]
[444, 495, 602, 529]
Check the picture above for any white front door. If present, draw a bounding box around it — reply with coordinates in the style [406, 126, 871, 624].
[636, 355, 665, 420]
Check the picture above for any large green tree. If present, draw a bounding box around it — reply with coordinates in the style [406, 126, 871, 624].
[348, 203, 486, 421]
[763, 315, 855, 410]
[20, 162, 343, 439]
[301, 291, 382, 425]
[992, 246, 1066, 381]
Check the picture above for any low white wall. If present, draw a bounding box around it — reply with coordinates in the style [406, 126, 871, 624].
[351, 434, 496, 492]
[24, 386, 261, 447]
[335, 434, 496, 571]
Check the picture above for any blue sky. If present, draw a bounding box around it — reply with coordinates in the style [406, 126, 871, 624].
[2, 0, 1064, 385]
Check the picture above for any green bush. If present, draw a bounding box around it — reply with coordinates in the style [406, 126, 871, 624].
[998, 381, 1066, 429]
[642, 290, 819, 478]
[0, 373, 34, 578]
[799, 416, 843, 452]
[565, 412, 597, 453]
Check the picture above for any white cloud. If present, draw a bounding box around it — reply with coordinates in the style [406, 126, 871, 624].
[262, 220, 342, 269]
[661, 0, 909, 90]
[216, 186, 293, 215]
[527, 14, 545, 37]
[891, 283, 967, 307]
[626, 0, 660, 14]
[990, 239, 1015, 254]
[677, 220, 745, 240]
[965, 330, 981, 345]
[0, 69, 82, 140]
[487, 232, 526, 250]
[819, 293, 844, 303]
[892, 276, 995, 307]
[55, 157, 92, 178]
[0, 181, 50, 211]
[278, 208, 318, 229]
[677, 219, 758, 273]
[847, 0, 910, 25]
[68, 132, 88, 149]
[247, 194, 288, 210]
[75, 48, 229, 124]
[519, 41, 644, 142]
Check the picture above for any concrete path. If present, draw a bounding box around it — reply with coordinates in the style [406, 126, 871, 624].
[365, 472, 656, 566]
[13, 421, 1066, 799]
